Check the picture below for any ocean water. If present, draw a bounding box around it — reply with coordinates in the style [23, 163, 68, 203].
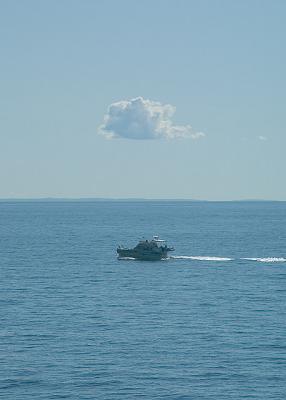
[1, 200, 286, 399]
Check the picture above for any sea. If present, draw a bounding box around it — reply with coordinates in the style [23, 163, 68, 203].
[1, 200, 286, 399]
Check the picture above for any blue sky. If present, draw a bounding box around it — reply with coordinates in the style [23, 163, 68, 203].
[1, 0, 285, 200]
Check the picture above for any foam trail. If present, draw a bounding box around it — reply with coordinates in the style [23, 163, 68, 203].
[118, 257, 136, 260]
[171, 256, 233, 261]
[241, 257, 286, 263]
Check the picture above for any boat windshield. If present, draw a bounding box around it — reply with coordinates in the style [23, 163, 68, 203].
[152, 236, 167, 247]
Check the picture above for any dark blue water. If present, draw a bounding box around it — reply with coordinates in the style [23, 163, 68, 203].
[1, 201, 286, 399]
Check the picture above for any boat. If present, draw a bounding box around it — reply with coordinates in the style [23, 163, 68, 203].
[117, 236, 174, 261]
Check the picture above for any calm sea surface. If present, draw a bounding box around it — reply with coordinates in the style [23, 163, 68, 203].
[1, 200, 286, 399]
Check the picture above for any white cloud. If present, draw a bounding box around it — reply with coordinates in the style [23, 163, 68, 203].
[98, 97, 205, 140]
[258, 135, 267, 141]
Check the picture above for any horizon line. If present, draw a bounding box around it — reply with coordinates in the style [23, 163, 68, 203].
[0, 197, 285, 202]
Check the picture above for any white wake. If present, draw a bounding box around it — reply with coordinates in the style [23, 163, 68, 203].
[241, 257, 286, 263]
[171, 256, 286, 263]
[171, 256, 233, 261]
[118, 255, 286, 263]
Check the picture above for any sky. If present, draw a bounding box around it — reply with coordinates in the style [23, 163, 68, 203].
[1, 0, 285, 200]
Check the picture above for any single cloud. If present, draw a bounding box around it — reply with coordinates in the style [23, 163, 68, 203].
[98, 97, 205, 140]
[258, 135, 267, 141]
